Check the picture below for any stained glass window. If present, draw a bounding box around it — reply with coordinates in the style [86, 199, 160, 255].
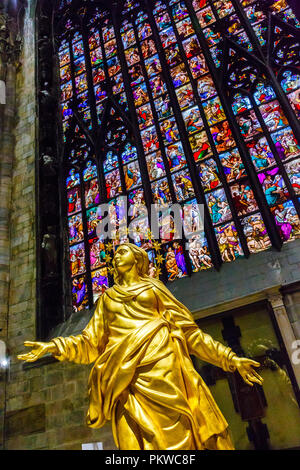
[56, 0, 300, 312]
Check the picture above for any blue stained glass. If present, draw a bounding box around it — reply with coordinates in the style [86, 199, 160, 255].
[253, 23, 267, 46]
[155, 11, 172, 31]
[234, 31, 253, 50]
[197, 75, 217, 100]
[61, 101, 73, 120]
[153, 1, 165, 16]
[206, 188, 232, 225]
[232, 93, 252, 114]
[104, 152, 119, 173]
[203, 27, 221, 46]
[72, 275, 89, 311]
[160, 117, 180, 145]
[135, 11, 148, 25]
[199, 158, 221, 192]
[183, 105, 204, 134]
[137, 21, 152, 40]
[281, 70, 300, 93]
[210, 45, 222, 68]
[166, 142, 187, 172]
[94, 86, 107, 103]
[124, 160, 142, 190]
[107, 56, 121, 77]
[72, 40, 85, 59]
[66, 169, 80, 189]
[172, 169, 195, 201]
[121, 143, 138, 164]
[83, 161, 98, 181]
[253, 83, 276, 105]
[171, 1, 189, 22]
[244, 5, 266, 25]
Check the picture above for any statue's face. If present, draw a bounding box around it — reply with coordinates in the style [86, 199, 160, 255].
[114, 245, 136, 273]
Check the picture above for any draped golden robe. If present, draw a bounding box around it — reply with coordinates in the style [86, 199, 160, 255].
[52, 278, 236, 450]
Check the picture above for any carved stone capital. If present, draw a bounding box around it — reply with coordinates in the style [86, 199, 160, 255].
[0, 6, 23, 80]
[267, 292, 285, 309]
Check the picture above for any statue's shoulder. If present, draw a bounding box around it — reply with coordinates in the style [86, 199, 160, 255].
[102, 286, 115, 299]
[148, 277, 170, 293]
[94, 288, 113, 307]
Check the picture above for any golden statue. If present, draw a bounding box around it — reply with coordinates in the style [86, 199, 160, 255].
[18, 243, 263, 450]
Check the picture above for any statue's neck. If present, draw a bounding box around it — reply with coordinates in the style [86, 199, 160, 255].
[118, 266, 141, 288]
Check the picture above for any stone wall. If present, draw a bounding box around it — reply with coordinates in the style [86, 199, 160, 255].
[0, 4, 21, 451]
[0, 62, 16, 452]
[1, 0, 300, 451]
[1, 3, 117, 450]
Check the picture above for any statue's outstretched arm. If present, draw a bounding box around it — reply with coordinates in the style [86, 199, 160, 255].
[18, 340, 58, 363]
[18, 295, 107, 365]
[184, 326, 263, 387]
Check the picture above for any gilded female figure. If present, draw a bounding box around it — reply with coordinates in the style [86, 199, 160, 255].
[19, 243, 263, 450]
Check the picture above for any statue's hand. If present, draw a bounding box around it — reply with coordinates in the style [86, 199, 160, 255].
[233, 357, 264, 387]
[17, 341, 58, 363]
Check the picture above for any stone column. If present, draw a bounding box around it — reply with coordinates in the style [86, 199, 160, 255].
[0, 3, 23, 343]
[267, 292, 300, 388]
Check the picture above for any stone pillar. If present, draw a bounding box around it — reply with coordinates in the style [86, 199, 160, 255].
[267, 292, 300, 388]
[0, 2, 23, 451]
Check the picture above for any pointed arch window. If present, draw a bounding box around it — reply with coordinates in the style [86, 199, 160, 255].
[51, 0, 300, 315]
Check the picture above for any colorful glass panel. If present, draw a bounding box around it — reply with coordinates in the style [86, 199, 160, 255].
[58, 0, 300, 312]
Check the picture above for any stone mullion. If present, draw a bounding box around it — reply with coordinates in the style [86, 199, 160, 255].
[52, 33, 73, 323]
[0, 63, 16, 340]
[37, 0, 64, 338]
[0, 61, 16, 453]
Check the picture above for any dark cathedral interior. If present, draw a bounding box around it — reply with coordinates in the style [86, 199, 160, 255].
[0, 0, 300, 451]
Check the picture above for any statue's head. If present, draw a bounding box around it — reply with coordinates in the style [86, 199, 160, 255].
[112, 243, 150, 284]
